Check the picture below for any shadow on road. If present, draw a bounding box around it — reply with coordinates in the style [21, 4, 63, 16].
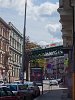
[34, 87, 72, 100]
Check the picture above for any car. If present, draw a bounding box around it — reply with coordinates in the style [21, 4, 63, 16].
[56, 78, 63, 84]
[13, 80, 21, 84]
[56, 78, 62, 84]
[4, 83, 33, 100]
[24, 81, 40, 97]
[0, 80, 4, 85]
[0, 86, 19, 100]
[49, 79, 58, 86]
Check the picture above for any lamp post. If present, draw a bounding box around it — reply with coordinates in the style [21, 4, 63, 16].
[20, 0, 27, 83]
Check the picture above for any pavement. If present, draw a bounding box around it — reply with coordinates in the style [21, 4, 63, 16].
[34, 87, 72, 100]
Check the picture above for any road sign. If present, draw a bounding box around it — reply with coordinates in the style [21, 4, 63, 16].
[47, 68, 53, 74]
[46, 64, 52, 69]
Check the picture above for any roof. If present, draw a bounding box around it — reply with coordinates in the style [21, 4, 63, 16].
[9, 22, 23, 38]
[0, 17, 11, 29]
[0, 86, 7, 88]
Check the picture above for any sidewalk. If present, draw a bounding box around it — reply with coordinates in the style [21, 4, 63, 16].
[34, 88, 72, 100]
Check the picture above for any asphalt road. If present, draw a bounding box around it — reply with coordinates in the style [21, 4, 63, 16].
[34, 80, 71, 100]
[39, 80, 64, 94]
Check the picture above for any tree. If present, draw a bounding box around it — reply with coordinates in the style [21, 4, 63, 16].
[25, 36, 40, 50]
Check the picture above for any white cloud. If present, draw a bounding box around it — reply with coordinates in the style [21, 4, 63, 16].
[38, 2, 58, 16]
[0, 0, 61, 44]
[46, 23, 61, 34]
[50, 37, 62, 43]
[0, 0, 59, 20]
[38, 39, 62, 46]
[38, 41, 49, 46]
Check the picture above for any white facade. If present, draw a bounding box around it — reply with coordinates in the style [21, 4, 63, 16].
[9, 22, 23, 82]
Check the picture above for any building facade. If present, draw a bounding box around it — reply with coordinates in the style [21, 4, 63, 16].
[53, 56, 64, 79]
[45, 56, 64, 79]
[58, 0, 74, 98]
[58, 0, 73, 48]
[0, 17, 10, 81]
[9, 22, 23, 82]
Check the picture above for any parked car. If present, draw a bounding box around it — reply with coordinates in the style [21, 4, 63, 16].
[4, 83, 33, 100]
[0, 86, 19, 100]
[13, 80, 21, 84]
[56, 78, 63, 84]
[0, 80, 4, 85]
[24, 81, 40, 97]
[49, 79, 58, 86]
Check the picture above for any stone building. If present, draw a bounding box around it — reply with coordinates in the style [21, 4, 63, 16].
[9, 22, 23, 82]
[53, 56, 64, 79]
[58, 0, 74, 98]
[0, 17, 10, 81]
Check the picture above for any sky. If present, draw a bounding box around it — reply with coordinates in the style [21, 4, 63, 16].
[0, 0, 63, 46]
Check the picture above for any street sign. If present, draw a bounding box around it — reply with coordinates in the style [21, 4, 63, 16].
[47, 68, 53, 74]
[46, 64, 52, 69]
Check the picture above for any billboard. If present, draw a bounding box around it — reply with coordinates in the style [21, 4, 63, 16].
[30, 67, 43, 86]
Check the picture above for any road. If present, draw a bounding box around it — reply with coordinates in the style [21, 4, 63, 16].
[39, 80, 64, 94]
[34, 80, 71, 100]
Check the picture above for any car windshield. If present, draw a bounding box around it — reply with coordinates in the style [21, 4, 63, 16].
[24, 82, 33, 87]
[8, 85, 17, 91]
[18, 84, 27, 90]
[28, 83, 33, 87]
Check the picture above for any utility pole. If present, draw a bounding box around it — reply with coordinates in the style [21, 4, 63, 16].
[20, 0, 27, 83]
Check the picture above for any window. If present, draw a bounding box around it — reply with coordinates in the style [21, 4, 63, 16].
[8, 85, 17, 91]
[59, 0, 64, 8]
[12, 67, 14, 77]
[1, 54, 2, 64]
[3, 42, 6, 52]
[2, 54, 4, 64]
[12, 38, 14, 47]
[18, 85, 27, 90]
[0, 27, 1, 34]
[1, 28, 3, 36]
[0, 41, 1, 49]
[15, 40, 16, 49]
[0, 53, 1, 63]
[6, 44, 9, 52]
[15, 54, 16, 62]
[14, 68, 18, 77]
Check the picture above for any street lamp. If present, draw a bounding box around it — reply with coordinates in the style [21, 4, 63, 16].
[20, 0, 27, 83]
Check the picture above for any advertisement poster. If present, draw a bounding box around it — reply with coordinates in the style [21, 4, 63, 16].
[30, 67, 43, 86]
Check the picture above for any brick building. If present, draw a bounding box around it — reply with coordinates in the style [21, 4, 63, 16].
[0, 17, 10, 81]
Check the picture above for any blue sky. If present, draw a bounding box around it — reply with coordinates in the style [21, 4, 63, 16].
[0, 0, 62, 46]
